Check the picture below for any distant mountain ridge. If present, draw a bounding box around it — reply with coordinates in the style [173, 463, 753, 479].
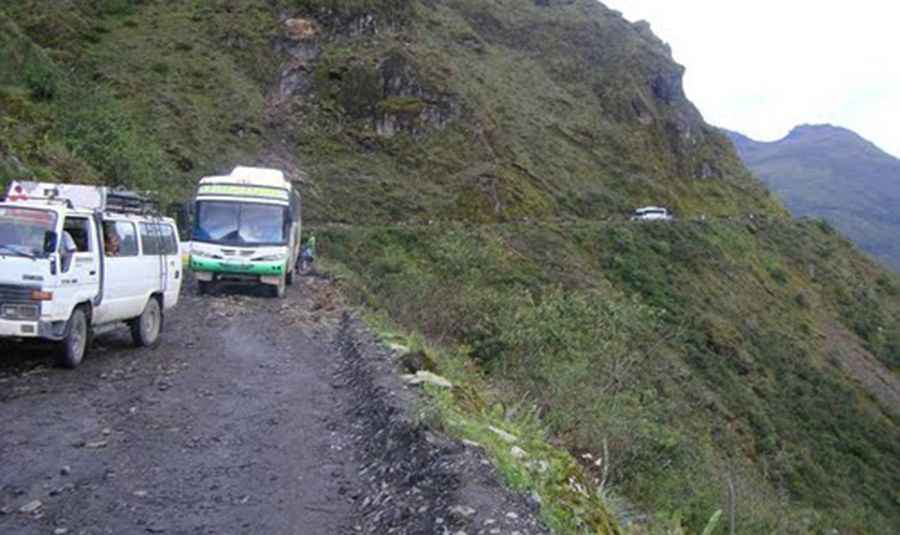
[726, 124, 900, 271]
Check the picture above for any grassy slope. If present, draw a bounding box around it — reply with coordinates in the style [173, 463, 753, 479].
[322, 217, 900, 534]
[2, 1, 898, 533]
[0, 0, 281, 201]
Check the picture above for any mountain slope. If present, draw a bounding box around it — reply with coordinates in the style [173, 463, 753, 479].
[725, 125, 900, 271]
[1, 2, 898, 533]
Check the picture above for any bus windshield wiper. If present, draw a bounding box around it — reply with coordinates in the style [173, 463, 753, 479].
[0, 244, 36, 260]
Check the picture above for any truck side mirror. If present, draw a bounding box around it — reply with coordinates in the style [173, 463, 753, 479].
[43, 231, 58, 254]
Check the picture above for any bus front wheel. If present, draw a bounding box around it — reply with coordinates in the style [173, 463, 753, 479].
[197, 280, 211, 295]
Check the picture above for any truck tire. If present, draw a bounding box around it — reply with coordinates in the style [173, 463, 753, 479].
[56, 307, 90, 369]
[286, 269, 294, 286]
[131, 297, 163, 348]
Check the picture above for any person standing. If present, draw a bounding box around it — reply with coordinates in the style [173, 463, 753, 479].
[306, 234, 316, 261]
[297, 234, 317, 274]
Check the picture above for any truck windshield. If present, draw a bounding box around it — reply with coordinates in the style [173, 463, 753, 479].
[194, 201, 286, 245]
[0, 207, 57, 258]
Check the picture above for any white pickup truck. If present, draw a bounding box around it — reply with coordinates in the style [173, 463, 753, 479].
[0, 182, 183, 368]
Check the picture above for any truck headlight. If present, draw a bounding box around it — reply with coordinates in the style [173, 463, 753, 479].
[2, 304, 40, 321]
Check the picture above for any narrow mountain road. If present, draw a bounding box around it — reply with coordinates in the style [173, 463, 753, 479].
[0, 277, 549, 535]
[0, 278, 357, 534]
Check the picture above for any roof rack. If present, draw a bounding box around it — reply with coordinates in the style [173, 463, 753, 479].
[105, 190, 161, 216]
[22, 196, 74, 209]
[4, 181, 162, 215]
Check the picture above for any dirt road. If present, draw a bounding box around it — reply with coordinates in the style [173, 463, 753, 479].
[0, 278, 548, 535]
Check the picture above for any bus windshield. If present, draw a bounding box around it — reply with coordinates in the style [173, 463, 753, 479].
[0, 207, 57, 258]
[194, 201, 287, 245]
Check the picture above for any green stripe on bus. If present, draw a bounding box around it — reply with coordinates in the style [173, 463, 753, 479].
[190, 256, 286, 275]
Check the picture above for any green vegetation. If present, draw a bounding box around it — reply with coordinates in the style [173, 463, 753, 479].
[353, 312, 624, 534]
[321, 218, 900, 533]
[3, 1, 898, 533]
[286, 0, 785, 225]
[1, 0, 280, 201]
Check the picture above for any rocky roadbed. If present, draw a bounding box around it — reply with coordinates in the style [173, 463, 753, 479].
[0, 277, 548, 534]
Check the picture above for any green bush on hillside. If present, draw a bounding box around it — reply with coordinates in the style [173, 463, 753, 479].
[53, 85, 169, 193]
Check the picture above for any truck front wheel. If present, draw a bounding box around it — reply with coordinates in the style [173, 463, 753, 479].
[57, 307, 90, 369]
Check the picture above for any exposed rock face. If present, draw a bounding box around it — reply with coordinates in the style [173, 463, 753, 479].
[274, 10, 457, 139]
[274, 17, 322, 102]
[298, 3, 410, 36]
[284, 17, 319, 41]
[375, 53, 458, 138]
[651, 70, 685, 105]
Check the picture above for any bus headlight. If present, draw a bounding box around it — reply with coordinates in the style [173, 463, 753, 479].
[191, 250, 221, 259]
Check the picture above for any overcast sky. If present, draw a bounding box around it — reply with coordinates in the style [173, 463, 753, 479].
[603, 1, 900, 157]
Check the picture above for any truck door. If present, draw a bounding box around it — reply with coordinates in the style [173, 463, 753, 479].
[138, 222, 164, 303]
[96, 220, 144, 323]
[158, 223, 182, 309]
[59, 216, 100, 316]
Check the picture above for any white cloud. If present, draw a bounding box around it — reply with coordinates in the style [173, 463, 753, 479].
[602, 0, 900, 156]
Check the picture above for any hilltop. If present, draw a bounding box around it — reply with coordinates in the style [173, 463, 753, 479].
[726, 125, 900, 271]
[1, 2, 898, 534]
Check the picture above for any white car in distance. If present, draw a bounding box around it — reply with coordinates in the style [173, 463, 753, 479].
[630, 206, 674, 221]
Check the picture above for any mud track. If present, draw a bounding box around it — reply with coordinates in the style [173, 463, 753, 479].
[1, 278, 547, 534]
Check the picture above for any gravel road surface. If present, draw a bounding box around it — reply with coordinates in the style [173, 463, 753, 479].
[0, 277, 548, 535]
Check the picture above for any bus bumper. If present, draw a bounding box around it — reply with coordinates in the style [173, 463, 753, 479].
[190, 258, 286, 285]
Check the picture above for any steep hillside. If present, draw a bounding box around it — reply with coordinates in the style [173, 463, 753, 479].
[726, 125, 900, 271]
[2, 2, 898, 534]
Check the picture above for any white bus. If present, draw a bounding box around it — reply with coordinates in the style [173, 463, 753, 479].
[0, 182, 183, 368]
[188, 166, 302, 297]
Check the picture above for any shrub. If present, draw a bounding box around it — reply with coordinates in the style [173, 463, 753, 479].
[23, 54, 58, 100]
[54, 85, 169, 193]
